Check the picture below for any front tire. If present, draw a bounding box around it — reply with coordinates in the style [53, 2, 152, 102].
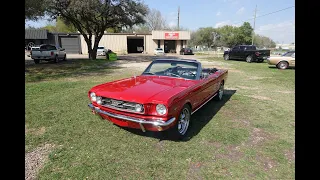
[168, 104, 191, 140]
[214, 82, 224, 101]
[54, 55, 59, 63]
[224, 54, 229, 60]
[62, 54, 67, 61]
[246, 55, 253, 63]
[277, 61, 289, 69]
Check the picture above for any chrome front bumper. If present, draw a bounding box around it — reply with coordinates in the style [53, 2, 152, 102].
[88, 103, 176, 132]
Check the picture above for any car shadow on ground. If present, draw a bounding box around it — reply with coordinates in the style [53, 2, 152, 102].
[268, 66, 295, 70]
[120, 89, 236, 142]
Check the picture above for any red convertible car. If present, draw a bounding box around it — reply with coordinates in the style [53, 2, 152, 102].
[88, 59, 228, 139]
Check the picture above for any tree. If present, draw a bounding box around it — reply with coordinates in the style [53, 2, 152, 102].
[121, 8, 169, 33]
[47, 0, 147, 60]
[253, 34, 276, 48]
[145, 8, 167, 31]
[42, 16, 77, 33]
[237, 22, 253, 45]
[25, 0, 46, 20]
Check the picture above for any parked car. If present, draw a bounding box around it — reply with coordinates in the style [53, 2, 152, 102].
[27, 47, 40, 57]
[88, 59, 228, 139]
[97, 46, 107, 56]
[223, 45, 270, 63]
[180, 48, 194, 55]
[30, 44, 67, 64]
[267, 51, 295, 69]
[154, 48, 165, 55]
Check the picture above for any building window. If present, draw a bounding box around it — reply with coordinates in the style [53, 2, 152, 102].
[158, 40, 160, 48]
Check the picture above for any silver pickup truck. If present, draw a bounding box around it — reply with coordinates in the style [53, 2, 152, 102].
[31, 44, 67, 64]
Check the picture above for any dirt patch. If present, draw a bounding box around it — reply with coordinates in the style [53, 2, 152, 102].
[215, 145, 244, 162]
[232, 119, 251, 128]
[25, 143, 55, 180]
[237, 86, 259, 90]
[248, 76, 272, 80]
[256, 154, 277, 171]
[247, 128, 274, 147]
[187, 162, 204, 180]
[154, 140, 165, 151]
[275, 90, 295, 94]
[26, 127, 46, 136]
[284, 148, 295, 163]
[244, 95, 273, 101]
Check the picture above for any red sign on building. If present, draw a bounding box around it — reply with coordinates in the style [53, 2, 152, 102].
[165, 32, 179, 39]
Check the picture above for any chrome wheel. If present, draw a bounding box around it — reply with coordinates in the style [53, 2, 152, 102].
[224, 54, 229, 60]
[246, 55, 252, 63]
[178, 107, 190, 135]
[218, 84, 224, 99]
[277, 61, 288, 69]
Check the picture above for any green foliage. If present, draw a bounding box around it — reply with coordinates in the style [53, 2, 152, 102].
[253, 34, 276, 48]
[25, 0, 46, 20]
[46, 0, 148, 60]
[42, 17, 77, 33]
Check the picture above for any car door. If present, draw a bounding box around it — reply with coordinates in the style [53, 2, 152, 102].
[229, 46, 239, 59]
[289, 53, 295, 67]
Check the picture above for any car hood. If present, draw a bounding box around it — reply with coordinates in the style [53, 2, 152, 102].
[90, 75, 197, 104]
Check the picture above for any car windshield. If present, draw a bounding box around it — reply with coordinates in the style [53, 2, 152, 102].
[98, 47, 104, 49]
[142, 60, 198, 80]
[282, 52, 294, 57]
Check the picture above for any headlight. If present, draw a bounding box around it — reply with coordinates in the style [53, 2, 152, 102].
[156, 104, 167, 115]
[90, 92, 97, 102]
[135, 104, 143, 112]
[96, 96, 102, 105]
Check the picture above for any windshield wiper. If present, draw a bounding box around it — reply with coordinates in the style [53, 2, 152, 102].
[142, 72, 155, 75]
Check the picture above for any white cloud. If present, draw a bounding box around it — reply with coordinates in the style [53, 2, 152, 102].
[216, 11, 221, 16]
[255, 21, 295, 43]
[236, 7, 245, 15]
[214, 20, 232, 28]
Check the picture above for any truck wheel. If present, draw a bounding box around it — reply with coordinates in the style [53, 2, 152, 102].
[34, 59, 40, 64]
[277, 61, 289, 69]
[246, 55, 253, 63]
[62, 55, 67, 61]
[54, 55, 59, 63]
[167, 104, 191, 140]
[224, 54, 229, 60]
[214, 82, 224, 101]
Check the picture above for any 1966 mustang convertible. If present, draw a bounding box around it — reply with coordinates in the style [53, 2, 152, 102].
[88, 59, 228, 139]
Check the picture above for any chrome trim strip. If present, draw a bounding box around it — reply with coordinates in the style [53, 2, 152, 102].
[101, 98, 145, 114]
[191, 93, 217, 115]
[88, 103, 175, 126]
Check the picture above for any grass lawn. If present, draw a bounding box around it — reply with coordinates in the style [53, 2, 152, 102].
[25, 57, 295, 179]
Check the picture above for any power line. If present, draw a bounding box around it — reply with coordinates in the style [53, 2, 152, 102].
[233, 5, 295, 25]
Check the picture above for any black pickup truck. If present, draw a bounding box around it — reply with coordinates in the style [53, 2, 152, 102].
[223, 45, 270, 63]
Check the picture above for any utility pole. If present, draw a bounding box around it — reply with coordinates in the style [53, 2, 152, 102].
[177, 6, 180, 31]
[252, 5, 257, 45]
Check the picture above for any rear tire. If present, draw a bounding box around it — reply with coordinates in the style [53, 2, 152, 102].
[246, 55, 253, 63]
[34, 59, 40, 64]
[214, 82, 224, 101]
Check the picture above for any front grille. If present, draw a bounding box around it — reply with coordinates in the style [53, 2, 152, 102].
[101, 97, 144, 113]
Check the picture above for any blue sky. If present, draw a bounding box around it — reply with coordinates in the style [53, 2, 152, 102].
[25, 0, 295, 43]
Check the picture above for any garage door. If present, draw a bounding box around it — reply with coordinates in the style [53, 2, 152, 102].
[60, 36, 80, 54]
